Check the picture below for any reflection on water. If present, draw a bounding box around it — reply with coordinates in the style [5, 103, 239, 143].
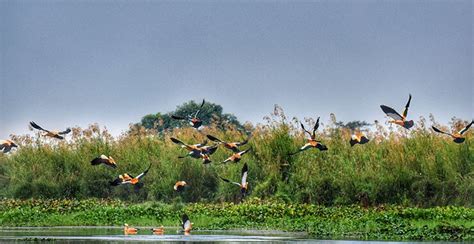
[0, 227, 305, 243]
[0, 227, 455, 243]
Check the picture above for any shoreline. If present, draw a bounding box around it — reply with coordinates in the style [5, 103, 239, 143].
[0, 199, 472, 241]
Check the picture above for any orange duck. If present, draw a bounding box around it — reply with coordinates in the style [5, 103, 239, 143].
[123, 223, 138, 235]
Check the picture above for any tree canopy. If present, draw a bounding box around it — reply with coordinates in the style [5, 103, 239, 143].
[335, 120, 372, 130]
[137, 100, 243, 131]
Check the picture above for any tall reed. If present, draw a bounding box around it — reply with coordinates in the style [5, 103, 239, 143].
[0, 106, 472, 206]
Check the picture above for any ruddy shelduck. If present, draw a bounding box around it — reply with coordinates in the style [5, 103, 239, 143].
[171, 99, 206, 129]
[222, 148, 251, 163]
[432, 120, 473, 143]
[220, 163, 249, 198]
[206, 134, 250, 153]
[289, 117, 328, 155]
[181, 214, 192, 234]
[110, 164, 151, 186]
[123, 223, 138, 235]
[0, 139, 18, 153]
[91, 155, 117, 168]
[151, 225, 165, 235]
[380, 94, 414, 129]
[349, 132, 370, 147]
[174, 181, 187, 192]
[30, 121, 71, 139]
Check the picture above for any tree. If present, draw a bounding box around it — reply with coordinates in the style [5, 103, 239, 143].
[137, 100, 243, 131]
[335, 120, 371, 130]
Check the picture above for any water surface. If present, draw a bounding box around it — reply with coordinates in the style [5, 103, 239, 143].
[0, 227, 455, 243]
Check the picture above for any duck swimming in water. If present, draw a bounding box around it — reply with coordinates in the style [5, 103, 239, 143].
[181, 214, 192, 234]
[123, 223, 138, 235]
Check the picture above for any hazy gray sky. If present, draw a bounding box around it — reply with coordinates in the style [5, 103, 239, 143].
[1, 1, 472, 138]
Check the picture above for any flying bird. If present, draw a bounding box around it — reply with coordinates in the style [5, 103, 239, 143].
[199, 145, 219, 156]
[171, 137, 207, 152]
[432, 120, 473, 143]
[91, 155, 117, 168]
[174, 181, 187, 192]
[206, 134, 250, 153]
[220, 163, 249, 198]
[350, 132, 370, 147]
[172, 137, 217, 164]
[123, 224, 138, 235]
[222, 148, 251, 163]
[380, 94, 414, 129]
[0, 139, 18, 153]
[171, 99, 206, 129]
[30, 121, 71, 139]
[181, 214, 192, 234]
[110, 164, 151, 186]
[178, 150, 215, 164]
[289, 117, 328, 155]
[301, 117, 320, 140]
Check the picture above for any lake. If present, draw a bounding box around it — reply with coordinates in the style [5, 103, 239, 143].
[0, 227, 456, 243]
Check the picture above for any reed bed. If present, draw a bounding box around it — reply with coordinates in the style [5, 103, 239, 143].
[0, 106, 472, 206]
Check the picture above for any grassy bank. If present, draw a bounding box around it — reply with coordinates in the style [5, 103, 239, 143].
[0, 107, 472, 206]
[0, 198, 472, 241]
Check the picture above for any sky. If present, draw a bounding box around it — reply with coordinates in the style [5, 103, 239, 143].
[1, 1, 472, 138]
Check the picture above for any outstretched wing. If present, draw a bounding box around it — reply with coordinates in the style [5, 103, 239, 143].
[171, 137, 186, 146]
[91, 156, 108, 165]
[236, 138, 249, 147]
[136, 164, 151, 180]
[58, 128, 71, 135]
[196, 139, 208, 147]
[206, 135, 223, 143]
[109, 177, 123, 186]
[30, 121, 49, 132]
[300, 123, 312, 138]
[402, 94, 412, 119]
[182, 214, 191, 230]
[205, 145, 219, 155]
[432, 126, 452, 136]
[194, 99, 206, 118]
[380, 105, 403, 121]
[312, 117, 320, 138]
[239, 148, 251, 156]
[220, 176, 240, 186]
[459, 120, 473, 135]
[241, 163, 248, 185]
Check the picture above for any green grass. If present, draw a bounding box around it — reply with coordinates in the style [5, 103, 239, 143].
[1, 107, 472, 206]
[0, 198, 472, 241]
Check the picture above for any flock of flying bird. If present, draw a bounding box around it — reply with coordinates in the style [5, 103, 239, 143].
[1, 96, 472, 235]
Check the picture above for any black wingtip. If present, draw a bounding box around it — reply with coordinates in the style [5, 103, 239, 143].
[220, 176, 230, 183]
[109, 180, 120, 186]
[206, 134, 220, 142]
[349, 139, 357, 147]
[170, 137, 182, 144]
[91, 158, 101, 165]
[242, 163, 248, 172]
